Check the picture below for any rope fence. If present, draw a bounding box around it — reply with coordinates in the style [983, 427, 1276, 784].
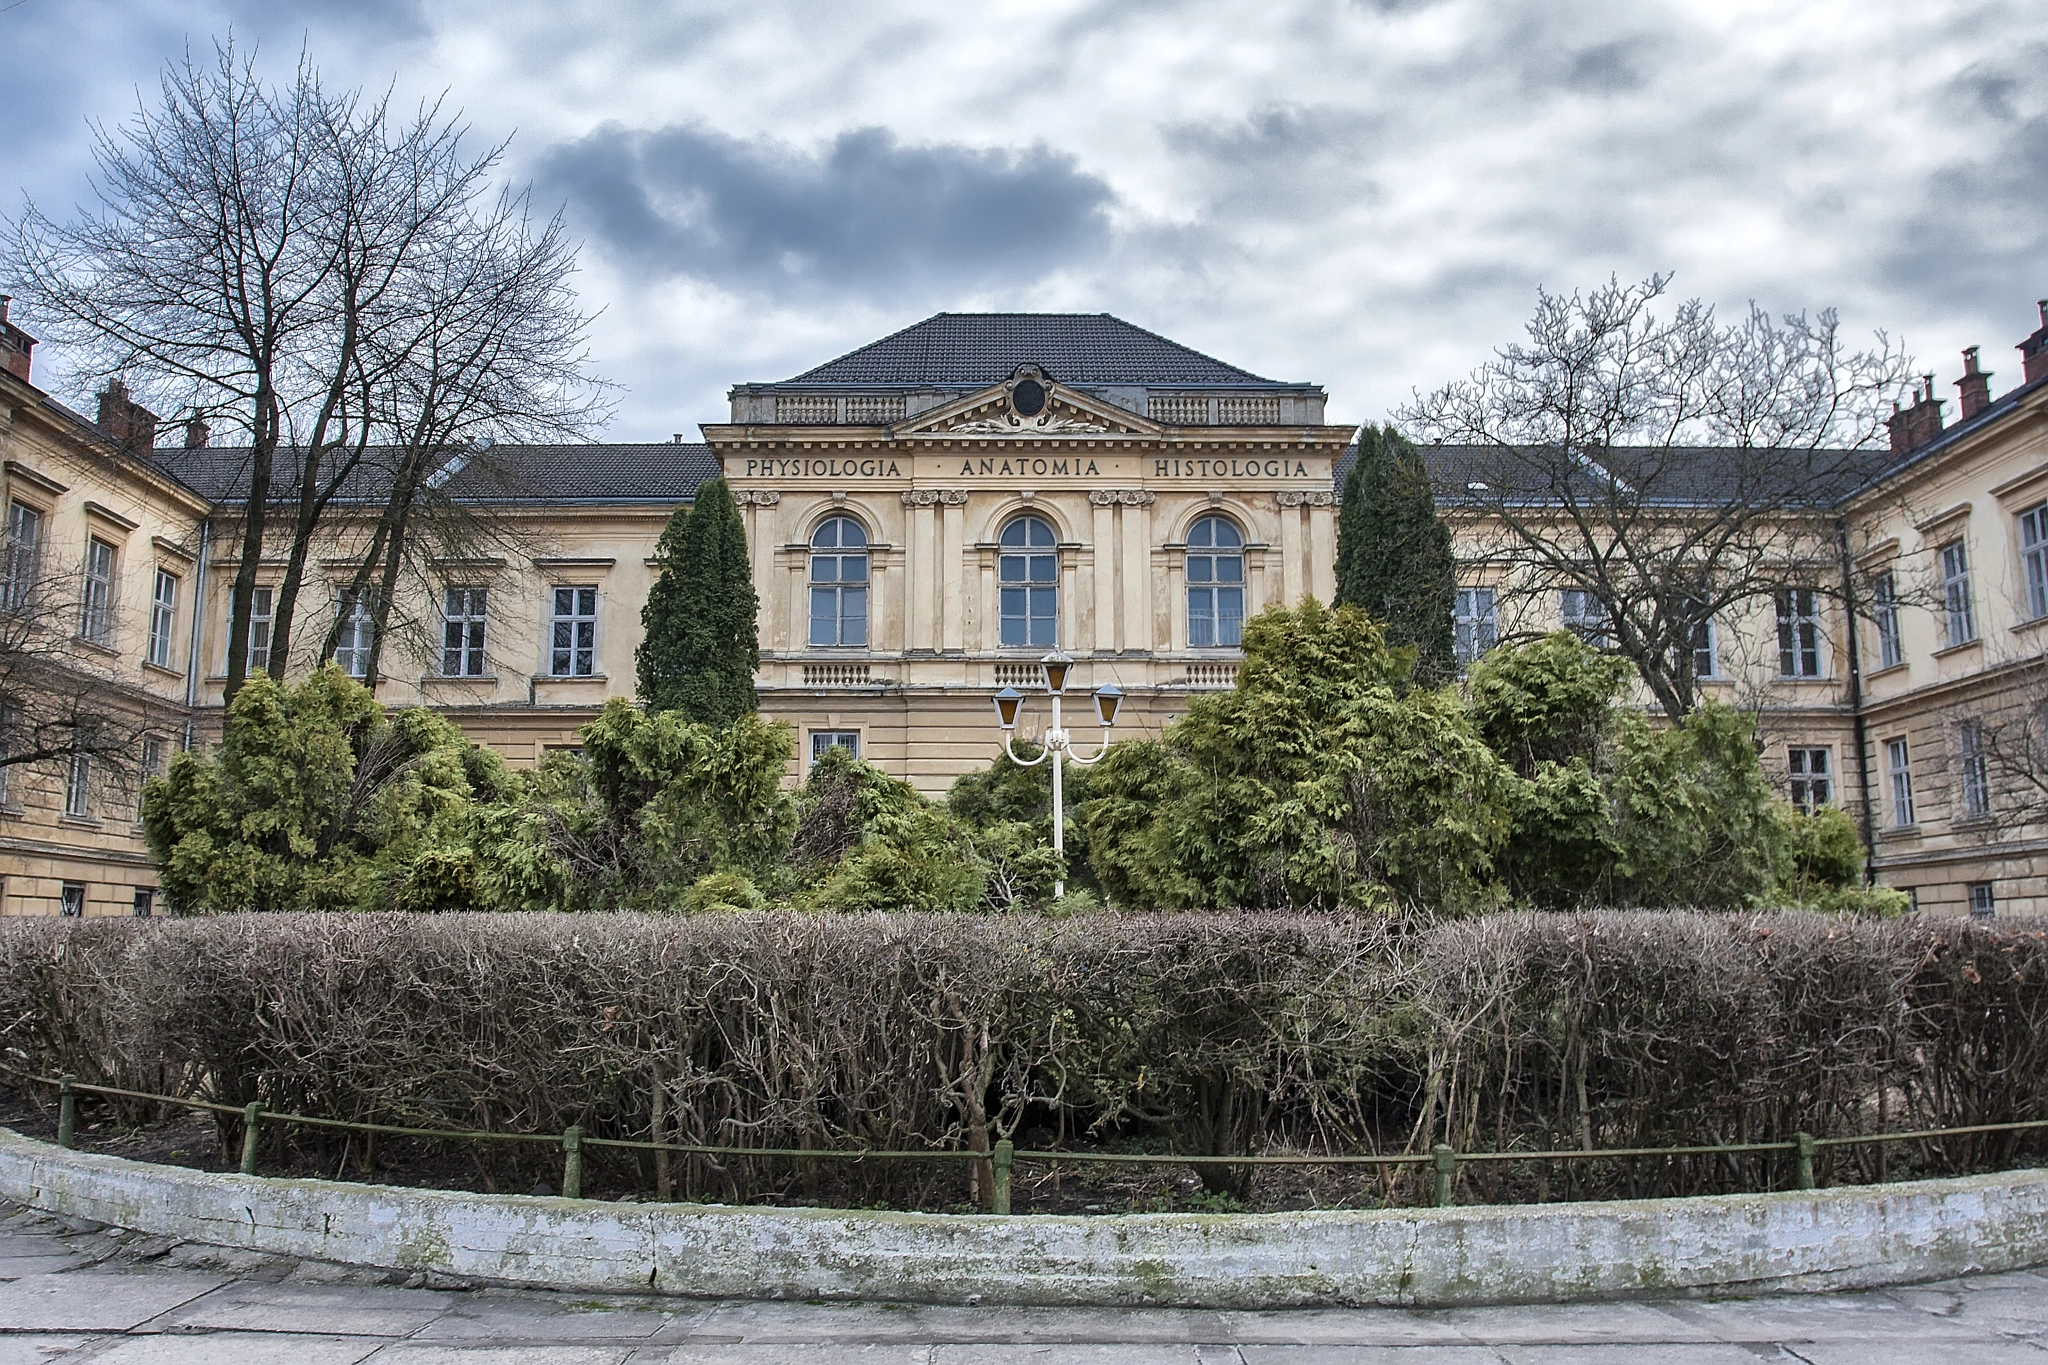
[19, 1068, 2048, 1216]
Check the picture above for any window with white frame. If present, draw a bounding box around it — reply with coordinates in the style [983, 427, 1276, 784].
[1872, 570, 1903, 670]
[1687, 601, 1717, 679]
[59, 883, 84, 918]
[64, 747, 91, 819]
[2021, 502, 2048, 622]
[138, 734, 164, 820]
[1939, 540, 1976, 648]
[146, 568, 178, 669]
[0, 701, 13, 808]
[1, 501, 42, 611]
[1560, 588, 1608, 647]
[549, 586, 598, 676]
[442, 586, 489, 676]
[1957, 719, 1990, 819]
[998, 516, 1058, 649]
[1186, 516, 1245, 649]
[1969, 882, 1996, 919]
[808, 517, 869, 647]
[132, 887, 154, 918]
[1787, 747, 1832, 813]
[80, 537, 116, 644]
[1776, 588, 1823, 677]
[333, 589, 375, 678]
[810, 730, 861, 765]
[248, 586, 274, 672]
[1454, 587, 1498, 666]
[1887, 738, 1914, 827]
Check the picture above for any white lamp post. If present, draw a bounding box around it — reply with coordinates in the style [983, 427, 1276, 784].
[993, 652, 1122, 899]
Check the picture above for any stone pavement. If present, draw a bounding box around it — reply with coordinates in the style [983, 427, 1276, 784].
[0, 1201, 2042, 1364]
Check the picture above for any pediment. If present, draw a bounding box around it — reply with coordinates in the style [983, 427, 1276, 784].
[895, 366, 1161, 438]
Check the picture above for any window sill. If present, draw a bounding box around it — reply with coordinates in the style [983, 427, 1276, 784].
[1771, 674, 1836, 684]
[141, 660, 183, 681]
[532, 673, 608, 684]
[1867, 661, 1909, 679]
[1931, 638, 1982, 660]
[2014, 614, 2048, 638]
[57, 815, 103, 830]
[1950, 814, 1997, 831]
[73, 636, 121, 659]
[422, 673, 500, 684]
[1879, 823, 1920, 840]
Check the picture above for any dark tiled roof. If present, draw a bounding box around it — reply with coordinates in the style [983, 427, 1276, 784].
[772, 313, 1291, 389]
[1336, 441, 1892, 508]
[146, 442, 718, 506]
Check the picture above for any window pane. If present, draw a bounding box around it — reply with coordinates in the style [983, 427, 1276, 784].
[810, 588, 838, 645]
[1218, 588, 1244, 646]
[1188, 519, 1212, 548]
[999, 557, 1027, 582]
[1215, 555, 1242, 582]
[811, 558, 837, 583]
[1000, 521, 1028, 547]
[577, 588, 597, 615]
[1187, 557, 1212, 584]
[1000, 615, 1025, 647]
[1029, 554, 1056, 583]
[1028, 518, 1054, 547]
[812, 519, 839, 549]
[1030, 586, 1057, 619]
[842, 554, 867, 582]
[555, 587, 573, 616]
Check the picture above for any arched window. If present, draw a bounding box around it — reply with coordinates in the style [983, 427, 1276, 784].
[998, 515, 1058, 648]
[809, 516, 868, 647]
[1186, 515, 1244, 648]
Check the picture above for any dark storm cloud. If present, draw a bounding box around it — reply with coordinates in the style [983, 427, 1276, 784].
[536, 123, 1117, 299]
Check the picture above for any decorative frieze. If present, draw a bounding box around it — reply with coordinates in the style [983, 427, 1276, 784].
[1275, 489, 1338, 508]
[1087, 489, 1158, 507]
[900, 489, 971, 507]
[732, 489, 782, 508]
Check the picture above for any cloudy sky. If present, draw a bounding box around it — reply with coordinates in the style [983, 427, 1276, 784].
[4, 0, 2045, 439]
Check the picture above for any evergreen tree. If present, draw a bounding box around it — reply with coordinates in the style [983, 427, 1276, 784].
[1334, 424, 1457, 682]
[637, 478, 760, 724]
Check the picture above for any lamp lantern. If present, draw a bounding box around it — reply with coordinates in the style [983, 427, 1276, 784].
[1092, 684, 1123, 728]
[1039, 651, 1073, 695]
[993, 687, 1024, 730]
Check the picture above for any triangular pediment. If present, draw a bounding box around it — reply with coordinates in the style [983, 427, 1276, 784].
[896, 368, 1161, 438]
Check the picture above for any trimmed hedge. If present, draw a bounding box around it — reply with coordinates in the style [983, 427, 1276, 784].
[1, 911, 2042, 1205]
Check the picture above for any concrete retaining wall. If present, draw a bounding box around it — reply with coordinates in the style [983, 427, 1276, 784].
[3, 1127, 2044, 1307]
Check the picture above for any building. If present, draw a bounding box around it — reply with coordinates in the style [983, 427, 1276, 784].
[2, 308, 2043, 914]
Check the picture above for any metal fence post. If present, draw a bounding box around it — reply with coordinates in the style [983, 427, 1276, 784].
[239, 1102, 265, 1176]
[56, 1076, 77, 1150]
[1432, 1143, 1458, 1207]
[1793, 1131, 1816, 1191]
[562, 1124, 584, 1200]
[991, 1139, 1014, 1215]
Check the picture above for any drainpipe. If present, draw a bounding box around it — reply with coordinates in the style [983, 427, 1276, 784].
[1835, 519, 1877, 884]
[182, 518, 210, 747]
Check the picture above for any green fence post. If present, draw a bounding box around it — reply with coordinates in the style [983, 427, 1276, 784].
[1793, 1131, 1816, 1191]
[56, 1076, 77, 1150]
[562, 1124, 584, 1200]
[1432, 1143, 1458, 1207]
[239, 1102, 265, 1176]
[991, 1139, 1014, 1216]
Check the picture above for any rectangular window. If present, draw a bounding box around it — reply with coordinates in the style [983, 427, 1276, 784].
[333, 589, 375, 678]
[1969, 882, 1996, 920]
[1940, 540, 1976, 648]
[1957, 720, 1990, 818]
[1776, 588, 1823, 677]
[146, 567, 179, 669]
[138, 734, 164, 820]
[1787, 747, 1832, 813]
[442, 586, 489, 676]
[80, 537, 116, 644]
[64, 748, 91, 819]
[550, 586, 598, 676]
[1560, 589, 1608, 647]
[2, 500, 43, 610]
[1872, 571, 1903, 670]
[1691, 614, 1717, 680]
[1454, 588, 1498, 666]
[1887, 738, 1914, 827]
[2022, 502, 2048, 622]
[248, 586, 274, 672]
[59, 883, 85, 918]
[132, 887, 155, 919]
[0, 702, 12, 808]
[810, 730, 861, 765]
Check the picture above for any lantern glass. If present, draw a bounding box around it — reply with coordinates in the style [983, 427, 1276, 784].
[1092, 684, 1123, 728]
[1040, 651, 1073, 694]
[993, 687, 1024, 730]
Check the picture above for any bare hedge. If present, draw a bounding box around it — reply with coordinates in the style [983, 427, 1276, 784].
[1, 911, 2042, 1205]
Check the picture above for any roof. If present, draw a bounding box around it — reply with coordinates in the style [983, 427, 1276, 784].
[767, 313, 1293, 390]
[146, 442, 718, 507]
[1337, 441, 1894, 509]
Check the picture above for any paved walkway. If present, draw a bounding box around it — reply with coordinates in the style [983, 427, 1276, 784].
[0, 1201, 2041, 1363]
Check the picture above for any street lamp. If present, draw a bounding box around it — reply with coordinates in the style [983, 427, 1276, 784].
[992, 652, 1121, 899]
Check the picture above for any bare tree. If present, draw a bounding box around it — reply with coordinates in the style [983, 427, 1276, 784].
[2, 41, 585, 698]
[1400, 275, 1913, 720]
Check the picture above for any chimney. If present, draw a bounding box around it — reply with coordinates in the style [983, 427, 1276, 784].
[0, 296, 35, 384]
[2020, 299, 2048, 386]
[1886, 379, 1946, 454]
[96, 379, 159, 452]
[1955, 346, 1992, 420]
[184, 411, 211, 449]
